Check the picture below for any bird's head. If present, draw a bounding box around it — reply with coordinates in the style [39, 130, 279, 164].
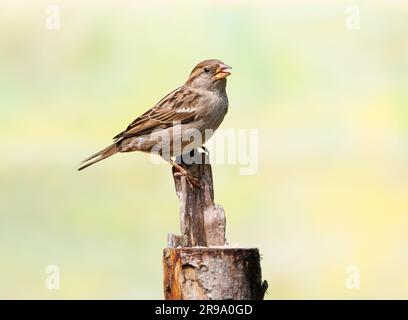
[186, 59, 232, 91]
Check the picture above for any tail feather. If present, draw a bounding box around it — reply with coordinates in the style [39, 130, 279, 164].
[78, 143, 119, 171]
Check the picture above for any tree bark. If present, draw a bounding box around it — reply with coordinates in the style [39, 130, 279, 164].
[169, 150, 226, 247]
[163, 149, 267, 300]
[163, 248, 267, 300]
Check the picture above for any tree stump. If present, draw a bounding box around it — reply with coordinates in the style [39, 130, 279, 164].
[163, 149, 267, 300]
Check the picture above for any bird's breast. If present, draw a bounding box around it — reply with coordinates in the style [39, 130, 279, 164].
[196, 92, 228, 142]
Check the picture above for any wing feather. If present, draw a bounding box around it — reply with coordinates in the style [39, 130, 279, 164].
[113, 86, 201, 140]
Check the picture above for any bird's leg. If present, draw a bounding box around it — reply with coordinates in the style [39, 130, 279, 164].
[170, 159, 202, 188]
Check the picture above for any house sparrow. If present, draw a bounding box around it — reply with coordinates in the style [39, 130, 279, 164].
[78, 59, 231, 187]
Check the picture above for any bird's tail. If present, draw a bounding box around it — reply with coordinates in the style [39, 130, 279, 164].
[78, 143, 119, 171]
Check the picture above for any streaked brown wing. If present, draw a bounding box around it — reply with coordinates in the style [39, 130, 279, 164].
[113, 86, 201, 140]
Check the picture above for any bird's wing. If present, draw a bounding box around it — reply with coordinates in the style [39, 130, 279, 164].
[113, 86, 201, 140]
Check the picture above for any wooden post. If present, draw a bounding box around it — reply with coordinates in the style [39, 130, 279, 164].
[163, 149, 267, 300]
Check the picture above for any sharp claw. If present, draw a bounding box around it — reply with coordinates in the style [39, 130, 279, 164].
[171, 163, 202, 188]
[187, 175, 202, 189]
[199, 146, 209, 155]
[186, 179, 194, 188]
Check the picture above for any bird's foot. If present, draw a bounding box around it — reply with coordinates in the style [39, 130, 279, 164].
[172, 165, 202, 188]
[198, 145, 209, 155]
[186, 173, 202, 188]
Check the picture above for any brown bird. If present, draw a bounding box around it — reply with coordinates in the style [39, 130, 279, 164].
[78, 59, 231, 187]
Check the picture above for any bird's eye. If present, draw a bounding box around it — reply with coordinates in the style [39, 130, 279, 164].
[203, 67, 210, 73]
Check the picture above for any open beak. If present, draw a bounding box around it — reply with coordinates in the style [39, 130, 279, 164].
[214, 63, 232, 80]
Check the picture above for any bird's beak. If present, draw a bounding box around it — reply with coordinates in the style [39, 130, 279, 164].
[214, 63, 232, 80]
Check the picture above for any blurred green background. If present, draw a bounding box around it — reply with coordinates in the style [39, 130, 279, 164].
[1, 0, 407, 299]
